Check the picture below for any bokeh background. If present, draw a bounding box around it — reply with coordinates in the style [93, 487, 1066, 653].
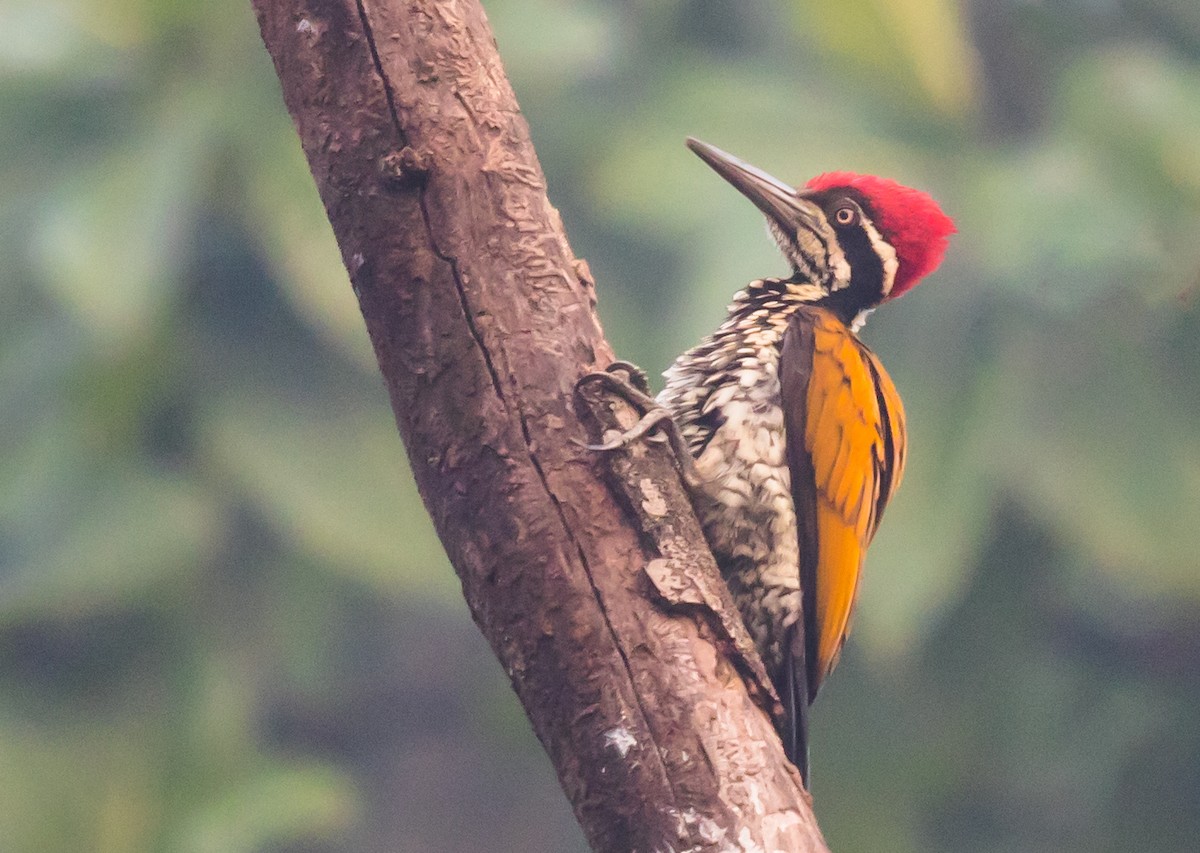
[4, 0, 1200, 850]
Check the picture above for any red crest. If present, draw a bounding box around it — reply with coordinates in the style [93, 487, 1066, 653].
[806, 172, 955, 298]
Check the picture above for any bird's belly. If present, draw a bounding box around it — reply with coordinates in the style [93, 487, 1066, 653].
[690, 397, 801, 669]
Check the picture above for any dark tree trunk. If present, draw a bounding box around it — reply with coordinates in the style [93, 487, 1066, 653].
[251, 1, 827, 849]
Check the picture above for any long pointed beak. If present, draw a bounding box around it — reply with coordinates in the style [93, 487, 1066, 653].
[686, 138, 824, 235]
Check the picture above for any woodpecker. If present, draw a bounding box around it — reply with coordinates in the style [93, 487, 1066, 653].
[584, 139, 953, 785]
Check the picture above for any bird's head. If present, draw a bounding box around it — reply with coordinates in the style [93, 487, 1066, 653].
[687, 138, 954, 321]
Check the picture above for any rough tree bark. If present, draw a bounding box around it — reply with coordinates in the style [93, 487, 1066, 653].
[252, 1, 829, 850]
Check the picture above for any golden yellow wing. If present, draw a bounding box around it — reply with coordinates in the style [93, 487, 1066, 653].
[779, 306, 907, 702]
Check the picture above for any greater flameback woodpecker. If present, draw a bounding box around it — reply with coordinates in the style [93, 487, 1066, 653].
[582, 139, 954, 786]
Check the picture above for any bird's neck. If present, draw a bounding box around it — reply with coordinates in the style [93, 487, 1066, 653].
[718, 277, 869, 346]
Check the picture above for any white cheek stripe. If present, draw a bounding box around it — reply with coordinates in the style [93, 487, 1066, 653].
[824, 232, 852, 292]
[861, 215, 899, 296]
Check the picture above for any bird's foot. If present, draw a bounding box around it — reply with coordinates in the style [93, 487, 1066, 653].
[597, 360, 653, 396]
[574, 362, 703, 489]
[575, 363, 661, 436]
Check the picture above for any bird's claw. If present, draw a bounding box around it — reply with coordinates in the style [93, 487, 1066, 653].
[574, 362, 704, 489]
[574, 367, 658, 412]
[577, 408, 676, 451]
[575, 362, 663, 434]
[602, 360, 653, 395]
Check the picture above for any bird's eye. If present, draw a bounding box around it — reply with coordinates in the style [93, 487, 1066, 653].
[833, 205, 858, 226]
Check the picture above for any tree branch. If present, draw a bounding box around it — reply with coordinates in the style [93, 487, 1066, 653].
[252, 1, 828, 849]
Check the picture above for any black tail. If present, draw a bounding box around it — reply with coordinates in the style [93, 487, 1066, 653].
[782, 623, 810, 787]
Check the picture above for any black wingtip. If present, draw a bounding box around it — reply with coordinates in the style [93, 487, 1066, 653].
[782, 624, 811, 788]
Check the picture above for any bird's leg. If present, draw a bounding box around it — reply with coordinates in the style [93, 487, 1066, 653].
[574, 363, 704, 489]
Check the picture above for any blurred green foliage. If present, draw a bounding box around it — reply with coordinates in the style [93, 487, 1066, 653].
[2, 0, 1200, 850]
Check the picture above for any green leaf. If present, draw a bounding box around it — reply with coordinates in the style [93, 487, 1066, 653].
[31, 84, 214, 353]
[489, 0, 614, 96]
[200, 393, 456, 600]
[0, 466, 221, 621]
[1063, 46, 1200, 208]
[984, 314, 1200, 598]
[789, 0, 980, 118]
[963, 142, 1166, 312]
[0, 700, 165, 853]
[174, 763, 358, 853]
